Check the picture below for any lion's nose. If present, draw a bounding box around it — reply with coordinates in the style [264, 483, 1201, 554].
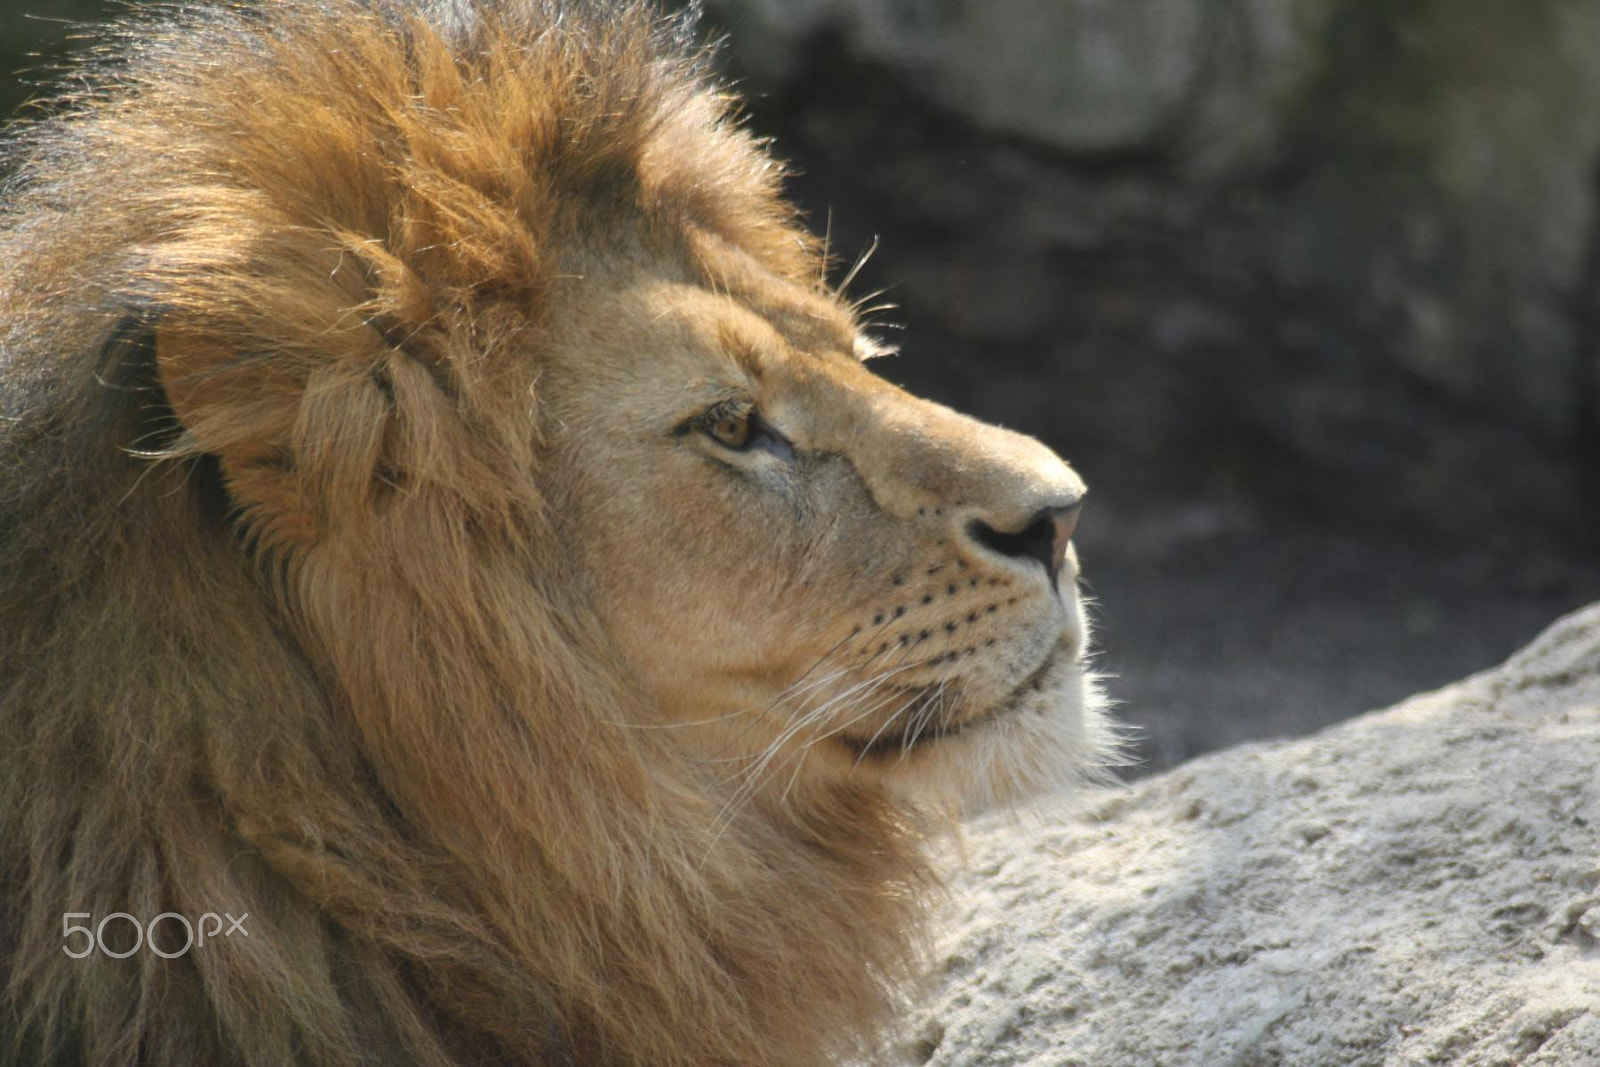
[966, 500, 1082, 590]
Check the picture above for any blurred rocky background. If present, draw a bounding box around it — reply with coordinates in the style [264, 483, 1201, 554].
[6, 0, 1600, 771]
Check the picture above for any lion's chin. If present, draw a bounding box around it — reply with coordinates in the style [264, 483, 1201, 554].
[841, 649, 1117, 816]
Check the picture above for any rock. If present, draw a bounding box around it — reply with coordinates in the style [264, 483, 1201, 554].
[899, 603, 1600, 1065]
[705, 0, 1212, 154]
[702, 0, 1600, 548]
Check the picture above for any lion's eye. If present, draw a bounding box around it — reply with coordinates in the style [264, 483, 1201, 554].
[685, 402, 794, 461]
[705, 409, 753, 450]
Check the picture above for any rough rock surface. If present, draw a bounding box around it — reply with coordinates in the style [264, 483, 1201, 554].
[703, 0, 1600, 548]
[900, 604, 1600, 1066]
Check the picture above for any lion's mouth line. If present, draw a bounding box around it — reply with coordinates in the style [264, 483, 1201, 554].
[836, 647, 1062, 762]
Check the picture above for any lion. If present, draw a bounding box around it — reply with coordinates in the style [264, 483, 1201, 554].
[0, 2, 1113, 1064]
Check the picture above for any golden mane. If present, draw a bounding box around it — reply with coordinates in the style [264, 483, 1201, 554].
[0, 3, 926, 1064]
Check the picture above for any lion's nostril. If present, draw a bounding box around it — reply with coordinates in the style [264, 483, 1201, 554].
[967, 501, 1082, 589]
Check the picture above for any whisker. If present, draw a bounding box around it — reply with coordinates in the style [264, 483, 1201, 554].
[835, 234, 879, 296]
[711, 650, 923, 825]
[850, 683, 932, 773]
[766, 644, 936, 801]
[777, 680, 921, 804]
[602, 635, 861, 734]
[819, 206, 833, 287]
[707, 610, 911, 756]
[695, 611, 902, 759]
[894, 680, 950, 769]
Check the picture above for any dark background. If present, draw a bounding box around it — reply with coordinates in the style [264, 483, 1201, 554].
[6, 0, 1599, 773]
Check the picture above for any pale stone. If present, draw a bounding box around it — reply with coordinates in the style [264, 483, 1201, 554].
[897, 604, 1600, 1065]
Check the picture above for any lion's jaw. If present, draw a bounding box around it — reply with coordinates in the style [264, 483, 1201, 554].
[545, 266, 1110, 815]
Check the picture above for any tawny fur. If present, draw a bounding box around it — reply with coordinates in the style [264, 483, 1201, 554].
[0, 3, 1107, 1065]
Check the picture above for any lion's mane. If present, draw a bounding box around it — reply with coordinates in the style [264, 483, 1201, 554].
[0, 4, 925, 1064]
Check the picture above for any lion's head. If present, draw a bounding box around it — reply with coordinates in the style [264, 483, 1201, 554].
[0, 2, 1111, 1065]
[547, 269, 1101, 811]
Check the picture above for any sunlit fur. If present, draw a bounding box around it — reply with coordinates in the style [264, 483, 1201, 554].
[0, 2, 1113, 1065]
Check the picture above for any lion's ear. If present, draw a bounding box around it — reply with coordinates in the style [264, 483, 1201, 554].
[152, 332, 350, 547]
[145, 301, 480, 548]
[92, 312, 233, 524]
[126, 226, 527, 548]
[93, 313, 172, 448]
